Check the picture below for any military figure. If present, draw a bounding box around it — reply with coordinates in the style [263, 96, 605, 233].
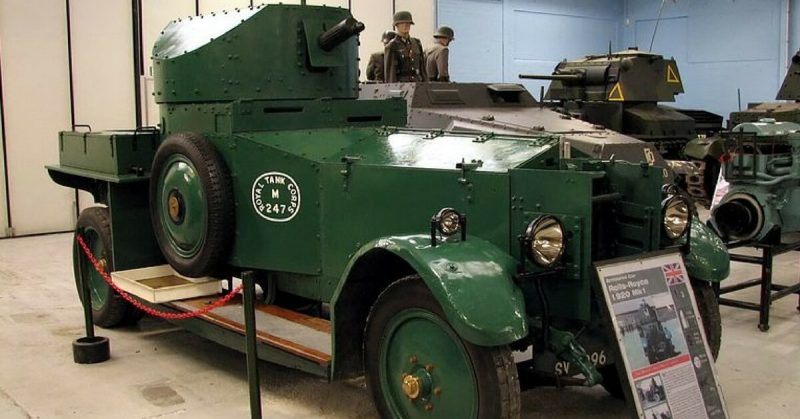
[384, 11, 427, 83]
[425, 26, 454, 82]
[366, 30, 396, 82]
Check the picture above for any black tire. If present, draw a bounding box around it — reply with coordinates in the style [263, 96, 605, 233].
[601, 280, 723, 399]
[364, 276, 521, 419]
[694, 281, 722, 360]
[599, 365, 625, 399]
[149, 132, 234, 277]
[73, 207, 135, 327]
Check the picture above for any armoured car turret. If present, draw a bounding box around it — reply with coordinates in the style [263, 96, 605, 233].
[46, 4, 730, 417]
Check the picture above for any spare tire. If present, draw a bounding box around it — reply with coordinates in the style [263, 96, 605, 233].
[150, 132, 234, 277]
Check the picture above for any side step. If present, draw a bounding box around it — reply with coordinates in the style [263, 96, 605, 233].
[166, 296, 332, 374]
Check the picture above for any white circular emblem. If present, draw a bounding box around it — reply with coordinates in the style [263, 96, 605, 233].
[251, 172, 301, 222]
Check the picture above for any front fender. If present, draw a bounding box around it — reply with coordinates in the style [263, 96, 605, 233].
[341, 235, 528, 346]
[683, 218, 730, 282]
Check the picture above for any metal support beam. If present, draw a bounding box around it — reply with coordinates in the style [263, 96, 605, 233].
[65, 0, 80, 221]
[0, 42, 12, 232]
[132, 0, 143, 127]
[717, 236, 800, 332]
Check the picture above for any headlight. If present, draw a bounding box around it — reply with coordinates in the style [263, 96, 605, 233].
[662, 196, 690, 239]
[434, 208, 461, 236]
[525, 216, 566, 267]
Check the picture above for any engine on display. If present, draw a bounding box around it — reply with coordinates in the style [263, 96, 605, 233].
[709, 120, 800, 242]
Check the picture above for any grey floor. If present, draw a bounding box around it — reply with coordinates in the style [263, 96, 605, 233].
[0, 233, 798, 418]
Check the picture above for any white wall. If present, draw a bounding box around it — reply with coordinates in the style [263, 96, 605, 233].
[0, 0, 434, 236]
[0, 0, 74, 236]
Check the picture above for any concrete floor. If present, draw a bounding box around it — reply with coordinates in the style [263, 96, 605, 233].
[0, 233, 798, 419]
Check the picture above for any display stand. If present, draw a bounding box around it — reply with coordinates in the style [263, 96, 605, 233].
[714, 233, 800, 332]
[241, 271, 263, 419]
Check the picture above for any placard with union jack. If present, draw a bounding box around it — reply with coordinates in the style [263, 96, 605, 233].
[662, 263, 685, 285]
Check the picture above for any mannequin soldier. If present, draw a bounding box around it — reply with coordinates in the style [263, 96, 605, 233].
[425, 26, 454, 82]
[384, 11, 427, 82]
[366, 30, 396, 82]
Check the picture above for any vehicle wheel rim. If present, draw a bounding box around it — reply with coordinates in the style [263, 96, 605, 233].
[81, 228, 110, 310]
[157, 154, 207, 259]
[378, 308, 478, 418]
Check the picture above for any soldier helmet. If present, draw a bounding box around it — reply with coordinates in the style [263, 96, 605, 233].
[393, 11, 414, 26]
[434, 26, 455, 40]
[381, 30, 397, 44]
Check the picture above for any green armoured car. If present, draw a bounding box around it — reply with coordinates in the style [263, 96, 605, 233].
[47, 4, 730, 418]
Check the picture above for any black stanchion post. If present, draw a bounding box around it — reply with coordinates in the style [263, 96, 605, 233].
[72, 232, 110, 364]
[242, 271, 263, 419]
[758, 246, 773, 332]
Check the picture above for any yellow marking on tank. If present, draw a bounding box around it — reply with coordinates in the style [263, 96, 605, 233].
[667, 65, 681, 83]
[608, 83, 625, 101]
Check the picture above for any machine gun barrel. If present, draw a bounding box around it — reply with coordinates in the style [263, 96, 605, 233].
[318, 17, 365, 52]
[519, 73, 584, 82]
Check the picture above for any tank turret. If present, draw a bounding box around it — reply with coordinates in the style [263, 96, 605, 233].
[521, 49, 684, 103]
[729, 50, 800, 126]
[776, 50, 800, 101]
[522, 49, 724, 203]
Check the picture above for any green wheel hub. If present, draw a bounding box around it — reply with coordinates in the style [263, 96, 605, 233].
[157, 155, 208, 259]
[379, 308, 478, 418]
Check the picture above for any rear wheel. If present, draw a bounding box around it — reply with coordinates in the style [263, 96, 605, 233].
[364, 277, 520, 419]
[73, 207, 138, 327]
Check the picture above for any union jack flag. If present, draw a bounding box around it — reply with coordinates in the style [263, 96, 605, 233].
[662, 263, 685, 285]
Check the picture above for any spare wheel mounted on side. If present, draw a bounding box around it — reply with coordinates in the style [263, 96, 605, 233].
[149, 132, 234, 278]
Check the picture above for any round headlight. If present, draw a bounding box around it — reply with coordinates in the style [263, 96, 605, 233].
[435, 208, 461, 236]
[662, 196, 690, 239]
[525, 216, 566, 267]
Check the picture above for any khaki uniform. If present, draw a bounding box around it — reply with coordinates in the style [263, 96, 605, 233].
[366, 52, 385, 82]
[384, 36, 427, 83]
[425, 44, 450, 82]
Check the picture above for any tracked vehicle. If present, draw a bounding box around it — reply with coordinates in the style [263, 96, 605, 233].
[685, 49, 800, 208]
[521, 49, 723, 202]
[727, 49, 800, 126]
[47, 4, 730, 418]
[360, 82, 670, 170]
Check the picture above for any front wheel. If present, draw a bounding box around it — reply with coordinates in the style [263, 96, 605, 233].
[364, 277, 521, 419]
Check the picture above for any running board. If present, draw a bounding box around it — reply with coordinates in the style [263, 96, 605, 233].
[166, 297, 332, 369]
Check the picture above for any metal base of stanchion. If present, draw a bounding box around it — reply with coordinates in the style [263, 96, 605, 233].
[72, 336, 110, 364]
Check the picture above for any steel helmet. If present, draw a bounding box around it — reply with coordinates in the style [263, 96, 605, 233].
[381, 30, 397, 44]
[434, 26, 454, 40]
[393, 11, 414, 26]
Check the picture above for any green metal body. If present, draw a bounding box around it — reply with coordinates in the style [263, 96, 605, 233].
[47, 4, 730, 391]
[709, 120, 800, 242]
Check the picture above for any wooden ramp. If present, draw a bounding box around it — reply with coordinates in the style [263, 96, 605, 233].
[168, 297, 332, 367]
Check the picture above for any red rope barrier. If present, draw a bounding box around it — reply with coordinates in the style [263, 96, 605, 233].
[76, 234, 242, 320]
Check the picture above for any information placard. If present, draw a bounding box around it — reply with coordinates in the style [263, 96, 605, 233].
[595, 252, 728, 419]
